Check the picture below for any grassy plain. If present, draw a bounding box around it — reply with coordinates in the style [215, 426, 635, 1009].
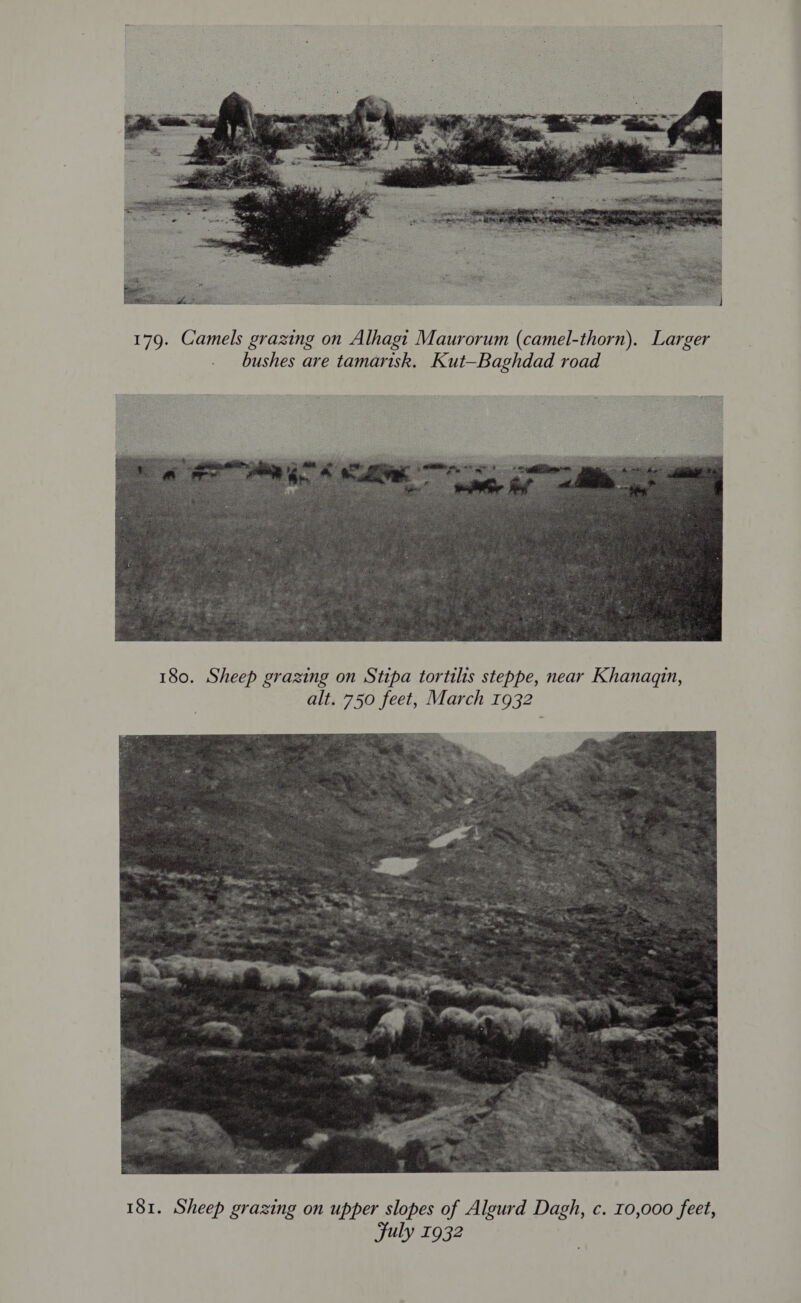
[116, 460, 722, 641]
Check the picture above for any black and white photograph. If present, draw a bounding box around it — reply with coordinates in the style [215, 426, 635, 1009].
[120, 731, 718, 1175]
[125, 26, 721, 305]
[117, 394, 723, 643]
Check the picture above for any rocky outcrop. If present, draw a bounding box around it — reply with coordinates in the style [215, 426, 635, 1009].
[121, 1047, 162, 1097]
[379, 1074, 657, 1171]
[122, 1109, 238, 1173]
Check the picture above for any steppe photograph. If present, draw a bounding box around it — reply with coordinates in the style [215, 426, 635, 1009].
[117, 394, 723, 642]
[125, 26, 721, 304]
[120, 731, 718, 1174]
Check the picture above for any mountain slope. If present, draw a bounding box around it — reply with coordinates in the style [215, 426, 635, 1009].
[120, 734, 507, 875]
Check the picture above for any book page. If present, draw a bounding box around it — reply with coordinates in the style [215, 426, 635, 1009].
[4, 1, 799, 1300]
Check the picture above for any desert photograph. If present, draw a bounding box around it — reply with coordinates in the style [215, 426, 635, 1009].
[125, 26, 721, 304]
[120, 731, 718, 1174]
[117, 394, 723, 643]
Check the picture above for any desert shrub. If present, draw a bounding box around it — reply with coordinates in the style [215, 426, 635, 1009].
[579, 136, 675, 173]
[680, 124, 718, 152]
[189, 135, 232, 165]
[254, 115, 301, 151]
[452, 117, 515, 165]
[158, 115, 188, 127]
[394, 114, 426, 140]
[432, 114, 463, 134]
[233, 186, 371, 266]
[517, 142, 583, 181]
[382, 157, 473, 187]
[183, 154, 283, 190]
[511, 125, 544, 142]
[545, 115, 580, 133]
[622, 117, 661, 132]
[190, 134, 279, 166]
[311, 122, 376, 163]
[591, 114, 618, 125]
[125, 114, 160, 137]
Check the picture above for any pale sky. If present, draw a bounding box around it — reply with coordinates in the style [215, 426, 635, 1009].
[117, 395, 722, 461]
[126, 26, 720, 117]
[445, 732, 616, 774]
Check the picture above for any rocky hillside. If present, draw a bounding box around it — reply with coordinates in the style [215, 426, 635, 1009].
[121, 732, 715, 1000]
[120, 733, 508, 876]
[416, 732, 715, 915]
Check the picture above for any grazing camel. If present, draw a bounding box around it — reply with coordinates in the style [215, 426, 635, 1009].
[349, 95, 398, 147]
[667, 91, 722, 150]
[213, 92, 256, 144]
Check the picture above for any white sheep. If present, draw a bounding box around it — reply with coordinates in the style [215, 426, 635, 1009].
[121, 956, 160, 984]
[576, 998, 614, 1031]
[437, 1006, 480, 1039]
[518, 1009, 560, 1066]
[365, 1007, 406, 1057]
[476, 1007, 523, 1054]
[197, 1020, 243, 1048]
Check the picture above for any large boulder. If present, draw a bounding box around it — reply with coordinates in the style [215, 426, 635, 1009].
[122, 1110, 238, 1173]
[380, 1075, 656, 1172]
[121, 1047, 162, 1097]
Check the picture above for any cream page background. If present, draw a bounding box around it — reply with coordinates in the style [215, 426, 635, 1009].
[3, 0, 799, 1300]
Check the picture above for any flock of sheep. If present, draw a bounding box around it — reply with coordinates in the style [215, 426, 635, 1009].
[120, 953, 682, 1070]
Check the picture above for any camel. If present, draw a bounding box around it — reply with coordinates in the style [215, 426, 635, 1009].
[667, 91, 722, 150]
[213, 92, 256, 144]
[349, 95, 398, 148]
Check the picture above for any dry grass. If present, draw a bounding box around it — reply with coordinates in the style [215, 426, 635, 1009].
[116, 469, 721, 641]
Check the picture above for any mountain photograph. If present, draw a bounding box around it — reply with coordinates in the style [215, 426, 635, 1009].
[120, 732, 717, 1174]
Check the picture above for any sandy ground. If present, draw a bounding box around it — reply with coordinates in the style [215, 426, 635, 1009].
[124, 124, 721, 305]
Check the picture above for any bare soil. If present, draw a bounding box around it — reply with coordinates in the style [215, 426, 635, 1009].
[125, 123, 721, 305]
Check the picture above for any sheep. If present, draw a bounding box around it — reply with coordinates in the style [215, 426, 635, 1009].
[518, 1009, 560, 1066]
[121, 956, 160, 983]
[365, 1007, 405, 1057]
[311, 988, 367, 1003]
[197, 1020, 243, 1048]
[272, 964, 300, 991]
[464, 985, 512, 1010]
[476, 1007, 523, 1054]
[614, 1002, 658, 1029]
[366, 997, 433, 1035]
[363, 974, 399, 998]
[400, 1003, 425, 1051]
[524, 995, 583, 1029]
[591, 1026, 643, 1054]
[437, 1006, 480, 1039]
[427, 981, 469, 1009]
[576, 998, 614, 1031]
[154, 955, 187, 978]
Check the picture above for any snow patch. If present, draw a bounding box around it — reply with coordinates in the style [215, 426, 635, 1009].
[374, 856, 420, 877]
[428, 824, 472, 849]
